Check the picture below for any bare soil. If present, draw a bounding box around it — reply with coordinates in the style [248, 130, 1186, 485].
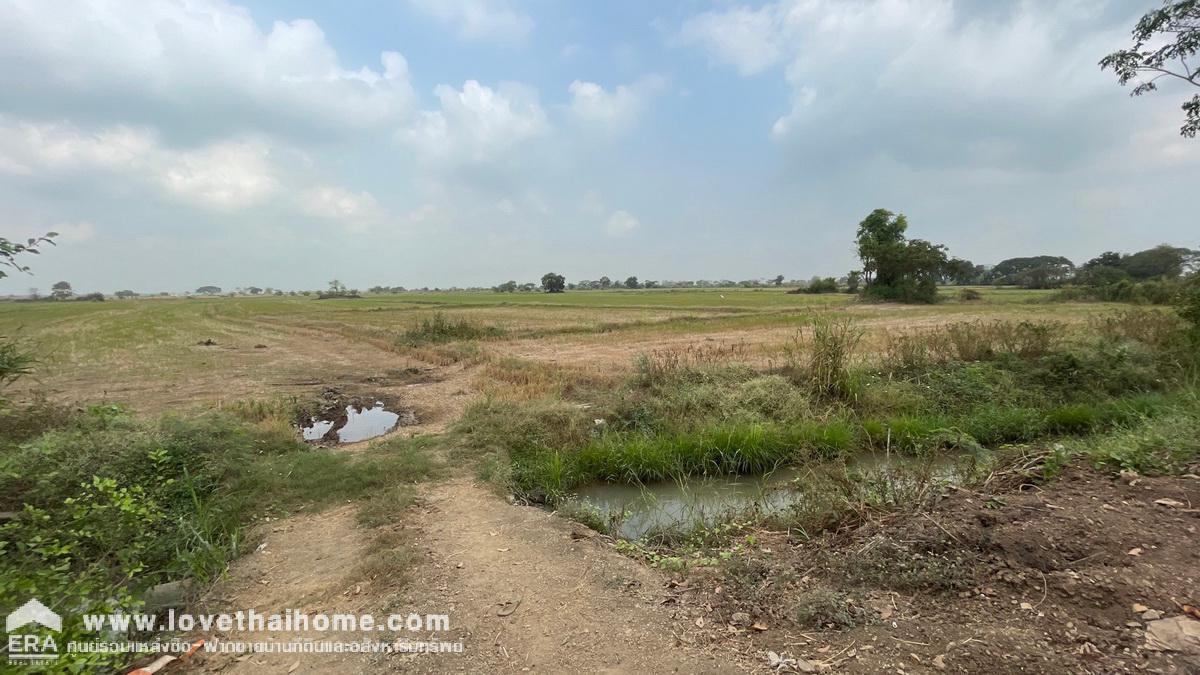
[669, 467, 1200, 673]
[184, 479, 741, 673]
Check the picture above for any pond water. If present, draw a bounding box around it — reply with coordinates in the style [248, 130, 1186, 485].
[565, 452, 978, 540]
[301, 403, 403, 443]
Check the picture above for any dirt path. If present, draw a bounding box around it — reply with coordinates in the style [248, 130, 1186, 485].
[392, 478, 739, 673]
[189, 507, 377, 673]
[184, 478, 740, 673]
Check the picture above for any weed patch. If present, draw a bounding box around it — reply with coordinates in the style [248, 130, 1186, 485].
[398, 312, 505, 347]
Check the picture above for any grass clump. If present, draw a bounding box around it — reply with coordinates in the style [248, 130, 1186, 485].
[398, 312, 505, 347]
[792, 587, 868, 630]
[789, 318, 861, 399]
[883, 319, 1063, 372]
[1066, 400, 1200, 475]
[0, 334, 36, 388]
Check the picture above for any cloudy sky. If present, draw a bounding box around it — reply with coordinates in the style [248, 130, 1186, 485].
[0, 0, 1195, 294]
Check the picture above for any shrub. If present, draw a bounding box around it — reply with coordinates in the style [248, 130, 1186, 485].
[398, 312, 504, 346]
[808, 318, 862, 399]
[1091, 309, 1187, 348]
[882, 320, 1063, 371]
[802, 277, 840, 294]
[0, 335, 36, 388]
[1180, 283, 1200, 334]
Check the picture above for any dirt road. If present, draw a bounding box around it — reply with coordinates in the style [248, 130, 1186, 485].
[186, 478, 740, 673]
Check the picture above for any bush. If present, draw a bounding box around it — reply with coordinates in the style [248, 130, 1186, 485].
[801, 277, 840, 294]
[398, 312, 504, 346]
[1180, 283, 1200, 333]
[807, 318, 862, 399]
[0, 335, 36, 388]
[882, 320, 1063, 372]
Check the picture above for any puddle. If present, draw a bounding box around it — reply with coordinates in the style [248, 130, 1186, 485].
[564, 452, 980, 540]
[301, 402, 413, 444]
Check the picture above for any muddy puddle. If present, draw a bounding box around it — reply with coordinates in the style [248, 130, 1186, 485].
[301, 398, 416, 444]
[564, 452, 982, 540]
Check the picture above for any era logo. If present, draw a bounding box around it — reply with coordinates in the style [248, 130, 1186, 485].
[5, 599, 61, 664]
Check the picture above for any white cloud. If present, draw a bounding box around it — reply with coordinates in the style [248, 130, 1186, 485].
[678, 0, 1140, 171]
[162, 141, 279, 210]
[677, 5, 785, 76]
[0, 119, 157, 175]
[402, 80, 547, 165]
[0, 0, 414, 139]
[301, 185, 386, 232]
[603, 210, 640, 237]
[0, 117, 280, 210]
[567, 77, 663, 133]
[406, 0, 533, 44]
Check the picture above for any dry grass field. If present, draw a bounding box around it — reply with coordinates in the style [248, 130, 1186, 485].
[3, 287, 1199, 673]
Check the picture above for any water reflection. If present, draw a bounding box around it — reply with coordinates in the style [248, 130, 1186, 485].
[301, 403, 402, 443]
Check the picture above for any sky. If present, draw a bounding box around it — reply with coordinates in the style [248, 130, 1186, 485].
[0, 0, 1196, 294]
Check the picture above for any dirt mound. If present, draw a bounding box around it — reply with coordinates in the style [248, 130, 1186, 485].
[671, 467, 1200, 673]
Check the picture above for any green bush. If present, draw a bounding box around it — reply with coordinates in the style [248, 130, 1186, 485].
[0, 335, 36, 389]
[398, 312, 504, 346]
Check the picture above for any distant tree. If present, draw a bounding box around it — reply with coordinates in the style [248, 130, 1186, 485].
[771, 274, 785, 287]
[247, 286, 263, 295]
[195, 286, 222, 295]
[541, 272, 566, 293]
[856, 209, 909, 287]
[846, 270, 862, 294]
[1083, 251, 1124, 270]
[28, 288, 39, 300]
[643, 279, 659, 289]
[802, 277, 840, 294]
[0, 232, 56, 279]
[328, 279, 347, 294]
[50, 280, 73, 300]
[1122, 244, 1196, 279]
[114, 290, 138, 299]
[943, 258, 977, 285]
[1101, 1, 1200, 137]
[495, 280, 518, 293]
[598, 276, 612, 289]
[1077, 265, 1131, 287]
[989, 256, 1075, 287]
[624, 276, 640, 289]
[855, 209, 949, 303]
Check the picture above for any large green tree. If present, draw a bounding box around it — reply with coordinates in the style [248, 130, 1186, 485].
[541, 272, 566, 293]
[1122, 244, 1197, 279]
[1101, 1, 1200, 137]
[854, 209, 949, 303]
